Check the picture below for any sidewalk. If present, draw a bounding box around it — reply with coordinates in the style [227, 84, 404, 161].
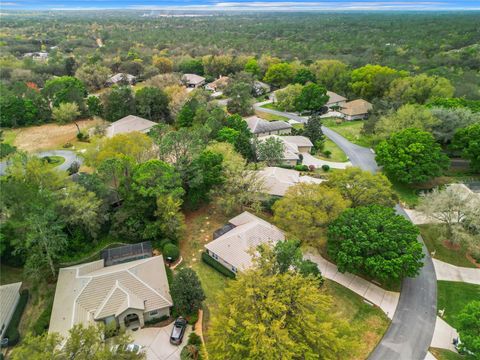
[433, 259, 480, 285]
[431, 316, 459, 352]
[305, 252, 399, 319]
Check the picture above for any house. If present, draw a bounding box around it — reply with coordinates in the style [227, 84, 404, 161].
[23, 52, 48, 61]
[326, 91, 347, 109]
[205, 212, 285, 273]
[106, 73, 136, 86]
[182, 73, 206, 88]
[106, 115, 157, 138]
[340, 99, 373, 121]
[0, 282, 22, 340]
[258, 135, 314, 166]
[244, 116, 292, 137]
[257, 167, 324, 196]
[253, 81, 271, 96]
[205, 76, 230, 92]
[49, 256, 172, 339]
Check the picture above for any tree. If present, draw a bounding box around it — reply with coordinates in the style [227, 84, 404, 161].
[75, 63, 110, 91]
[87, 95, 103, 117]
[375, 104, 438, 139]
[177, 100, 198, 128]
[387, 74, 454, 105]
[274, 83, 303, 112]
[171, 268, 206, 316]
[350, 64, 406, 100]
[310, 59, 349, 93]
[244, 57, 260, 77]
[272, 184, 350, 242]
[11, 323, 143, 360]
[294, 83, 328, 113]
[256, 136, 284, 165]
[52, 102, 81, 133]
[135, 86, 170, 122]
[326, 167, 397, 207]
[327, 205, 423, 282]
[226, 81, 254, 116]
[263, 62, 295, 88]
[102, 86, 135, 122]
[302, 114, 325, 148]
[208, 254, 354, 360]
[430, 107, 480, 145]
[375, 128, 450, 184]
[217, 114, 254, 161]
[456, 301, 480, 355]
[152, 55, 174, 73]
[293, 67, 316, 85]
[452, 122, 480, 172]
[43, 76, 87, 110]
[178, 58, 204, 75]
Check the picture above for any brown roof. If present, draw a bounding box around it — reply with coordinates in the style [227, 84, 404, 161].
[340, 99, 373, 116]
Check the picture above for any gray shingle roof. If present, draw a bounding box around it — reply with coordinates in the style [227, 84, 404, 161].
[244, 116, 292, 135]
[106, 115, 157, 137]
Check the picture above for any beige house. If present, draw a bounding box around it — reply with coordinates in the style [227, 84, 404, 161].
[106, 73, 136, 86]
[257, 166, 324, 196]
[205, 212, 285, 273]
[244, 116, 292, 137]
[49, 256, 172, 338]
[258, 135, 314, 166]
[182, 73, 206, 88]
[0, 282, 22, 340]
[340, 99, 373, 121]
[326, 91, 347, 109]
[106, 115, 157, 138]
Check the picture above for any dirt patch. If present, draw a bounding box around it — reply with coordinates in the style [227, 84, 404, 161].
[442, 240, 461, 250]
[466, 253, 480, 268]
[10, 119, 103, 152]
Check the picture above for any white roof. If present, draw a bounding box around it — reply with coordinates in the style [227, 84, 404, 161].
[281, 136, 314, 147]
[205, 212, 285, 271]
[182, 73, 205, 85]
[0, 282, 22, 334]
[49, 256, 172, 338]
[258, 167, 324, 196]
[107, 73, 136, 84]
[106, 115, 157, 137]
[326, 91, 347, 105]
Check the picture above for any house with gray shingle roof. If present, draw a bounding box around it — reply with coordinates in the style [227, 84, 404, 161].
[244, 116, 292, 137]
[106, 73, 137, 86]
[106, 115, 157, 138]
[205, 212, 285, 273]
[326, 91, 347, 109]
[182, 73, 206, 88]
[257, 167, 324, 196]
[49, 256, 172, 338]
[0, 282, 22, 340]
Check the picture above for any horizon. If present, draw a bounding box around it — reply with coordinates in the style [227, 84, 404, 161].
[1, 0, 480, 11]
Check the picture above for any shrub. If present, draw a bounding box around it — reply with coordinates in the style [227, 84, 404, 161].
[278, 164, 294, 170]
[76, 131, 89, 142]
[294, 164, 309, 172]
[163, 243, 180, 262]
[323, 150, 332, 158]
[165, 265, 173, 285]
[261, 195, 281, 213]
[4, 289, 29, 346]
[155, 238, 172, 250]
[32, 304, 52, 335]
[68, 161, 80, 175]
[201, 252, 236, 279]
[180, 344, 202, 360]
[63, 142, 73, 148]
[322, 164, 330, 172]
[187, 313, 199, 325]
[308, 165, 316, 171]
[188, 332, 203, 346]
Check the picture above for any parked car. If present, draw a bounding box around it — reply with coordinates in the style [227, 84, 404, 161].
[170, 317, 187, 345]
[111, 343, 143, 354]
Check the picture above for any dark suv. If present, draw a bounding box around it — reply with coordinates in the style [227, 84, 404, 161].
[170, 317, 187, 345]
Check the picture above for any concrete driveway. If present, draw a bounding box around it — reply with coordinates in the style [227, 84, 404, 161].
[129, 323, 192, 360]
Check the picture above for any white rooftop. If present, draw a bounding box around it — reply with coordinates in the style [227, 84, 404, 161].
[106, 115, 157, 138]
[258, 167, 324, 196]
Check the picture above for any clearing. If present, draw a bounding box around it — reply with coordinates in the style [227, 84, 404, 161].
[419, 224, 478, 268]
[437, 281, 480, 329]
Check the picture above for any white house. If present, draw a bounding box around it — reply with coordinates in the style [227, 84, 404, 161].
[105, 115, 157, 138]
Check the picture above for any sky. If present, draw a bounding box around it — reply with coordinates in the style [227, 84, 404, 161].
[1, 0, 480, 11]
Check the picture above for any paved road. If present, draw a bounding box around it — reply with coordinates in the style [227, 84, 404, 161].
[254, 101, 438, 360]
[0, 150, 83, 175]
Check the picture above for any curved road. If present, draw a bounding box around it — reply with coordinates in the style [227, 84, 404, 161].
[256, 103, 437, 360]
[0, 150, 83, 175]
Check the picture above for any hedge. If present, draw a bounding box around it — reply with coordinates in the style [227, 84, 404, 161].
[33, 302, 53, 335]
[201, 252, 236, 279]
[4, 289, 29, 347]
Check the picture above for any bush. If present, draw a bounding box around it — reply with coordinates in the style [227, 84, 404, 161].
[308, 165, 316, 171]
[68, 160, 80, 175]
[322, 164, 330, 172]
[187, 313, 199, 325]
[63, 142, 73, 148]
[4, 289, 29, 346]
[323, 150, 332, 158]
[163, 243, 180, 262]
[261, 195, 281, 213]
[278, 164, 294, 170]
[201, 252, 236, 279]
[104, 321, 119, 338]
[180, 344, 202, 360]
[76, 131, 89, 142]
[144, 314, 169, 326]
[32, 304, 52, 335]
[188, 332, 203, 346]
[294, 164, 309, 172]
[154, 238, 172, 251]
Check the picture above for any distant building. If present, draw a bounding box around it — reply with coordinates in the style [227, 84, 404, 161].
[0, 282, 22, 341]
[106, 115, 157, 138]
[23, 52, 48, 61]
[182, 73, 206, 88]
[205, 76, 230, 92]
[106, 73, 137, 86]
[244, 116, 292, 137]
[326, 91, 347, 109]
[340, 99, 373, 121]
[258, 135, 313, 166]
[257, 166, 324, 196]
[49, 256, 172, 338]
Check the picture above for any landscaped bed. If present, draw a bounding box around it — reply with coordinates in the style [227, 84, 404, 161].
[437, 281, 480, 329]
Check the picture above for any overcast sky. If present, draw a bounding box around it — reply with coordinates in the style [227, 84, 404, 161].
[1, 0, 479, 11]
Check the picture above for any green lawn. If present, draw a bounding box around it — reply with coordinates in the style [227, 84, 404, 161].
[430, 348, 476, 360]
[322, 118, 376, 148]
[437, 281, 480, 329]
[255, 110, 289, 122]
[260, 102, 283, 111]
[419, 224, 477, 268]
[2, 129, 17, 145]
[316, 139, 349, 162]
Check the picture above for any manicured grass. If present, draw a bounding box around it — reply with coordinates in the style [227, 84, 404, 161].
[254, 110, 289, 122]
[430, 348, 476, 360]
[41, 155, 65, 169]
[316, 139, 349, 162]
[322, 118, 376, 148]
[437, 281, 480, 329]
[260, 102, 283, 111]
[323, 280, 390, 359]
[419, 224, 477, 268]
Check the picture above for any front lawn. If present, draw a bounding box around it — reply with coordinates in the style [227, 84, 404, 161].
[322, 118, 375, 148]
[254, 110, 289, 122]
[419, 224, 477, 268]
[437, 281, 480, 329]
[430, 348, 476, 360]
[260, 102, 283, 111]
[316, 139, 349, 162]
[391, 180, 421, 208]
